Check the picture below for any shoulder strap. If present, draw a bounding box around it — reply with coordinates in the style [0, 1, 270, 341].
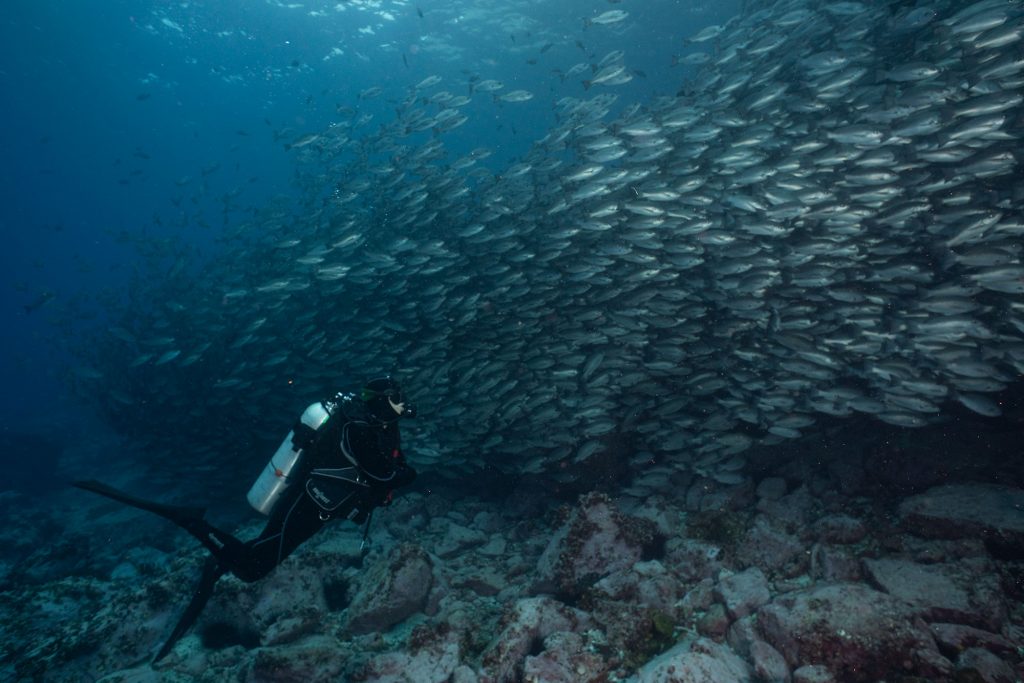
[340, 421, 364, 468]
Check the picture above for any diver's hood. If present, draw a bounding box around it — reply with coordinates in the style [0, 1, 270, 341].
[357, 377, 416, 423]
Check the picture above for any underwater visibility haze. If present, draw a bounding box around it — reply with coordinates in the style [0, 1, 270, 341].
[3, 0, 1024, 681]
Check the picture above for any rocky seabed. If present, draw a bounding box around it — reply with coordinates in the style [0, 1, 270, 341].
[3, 457, 1024, 683]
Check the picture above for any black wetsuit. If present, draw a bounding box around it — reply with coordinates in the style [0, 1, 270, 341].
[74, 395, 416, 660]
[228, 397, 416, 581]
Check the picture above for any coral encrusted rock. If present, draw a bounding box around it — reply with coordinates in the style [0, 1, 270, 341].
[628, 637, 752, 682]
[480, 596, 592, 683]
[534, 492, 657, 597]
[757, 583, 951, 682]
[345, 543, 434, 635]
[899, 484, 1024, 550]
[863, 557, 1006, 632]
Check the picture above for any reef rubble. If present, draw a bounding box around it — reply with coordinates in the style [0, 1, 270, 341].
[3, 444, 1023, 683]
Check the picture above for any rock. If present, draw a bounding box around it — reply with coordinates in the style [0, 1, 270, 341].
[792, 664, 835, 683]
[110, 561, 139, 581]
[697, 603, 730, 638]
[472, 510, 503, 534]
[262, 612, 322, 646]
[699, 481, 755, 512]
[535, 492, 657, 596]
[587, 600, 674, 671]
[346, 543, 434, 635]
[899, 484, 1024, 552]
[905, 536, 988, 564]
[956, 647, 1017, 683]
[451, 665, 479, 683]
[592, 560, 680, 617]
[628, 496, 686, 538]
[628, 637, 752, 683]
[809, 544, 862, 582]
[735, 517, 805, 576]
[812, 515, 866, 544]
[679, 578, 715, 619]
[381, 495, 429, 536]
[480, 597, 592, 683]
[252, 564, 329, 631]
[862, 558, 1006, 631]
[714, 567, 771, 620]
[352, 628, 462, 683]
[522, 631, 610, 683]
[477, 536, 508, 557]
[758, 583, 947, 682]
[246, 635, 347, 683]
[756, 478, 787, 501]
[750, 639, 790, 683]
[929, 623, 1017, 659]
[663, 539, 724, 583]
[92, 665, 172, 683]
[310, 532, 367, 566]
[452, 570, 505, 597]
[913, 645, 957, 681]
[18, 573, 182, 678]
[756, 486, 815, 532]
[434, 523, 488, 559]
[424, 493, 454, 519]
[770, 574, 814, 594]
[725, 616, 759, 657]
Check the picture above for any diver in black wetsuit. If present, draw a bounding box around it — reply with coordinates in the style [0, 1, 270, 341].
[75, 376, 417, 662]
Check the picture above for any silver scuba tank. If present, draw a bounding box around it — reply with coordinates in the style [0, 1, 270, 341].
[247, 400, 336, 515]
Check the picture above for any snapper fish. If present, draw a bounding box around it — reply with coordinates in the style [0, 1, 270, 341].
[585, 10, 628, 28]
[686, 24, 726, 43]
[23, 291, 55, 315]
[71, 0, 1024, 495]
[498, 90, 534, 103]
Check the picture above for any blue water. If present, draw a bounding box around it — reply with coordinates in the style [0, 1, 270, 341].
[1, 0, 737, 436]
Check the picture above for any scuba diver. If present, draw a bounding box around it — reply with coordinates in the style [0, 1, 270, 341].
[74, 376, 417, 662]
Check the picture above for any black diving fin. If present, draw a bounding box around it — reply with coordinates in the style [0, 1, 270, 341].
[73, 479, 248, 566]
[153, 557, 225, 662]
[73, 480, 207, 525]
[74, 481, 244, 661]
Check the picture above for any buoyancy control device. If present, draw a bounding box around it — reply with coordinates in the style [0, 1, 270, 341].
[247, 398, 338, 515]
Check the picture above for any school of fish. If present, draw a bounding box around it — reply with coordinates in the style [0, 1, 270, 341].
[72, 0, 1024, 492]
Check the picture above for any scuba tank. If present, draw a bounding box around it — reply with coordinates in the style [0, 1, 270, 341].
[247, 399, 338, 515]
